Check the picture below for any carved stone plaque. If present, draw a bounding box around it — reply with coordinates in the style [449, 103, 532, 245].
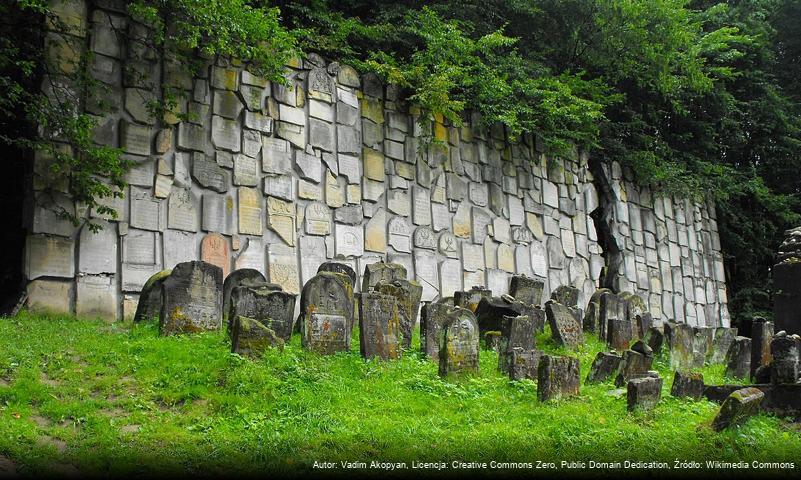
[267, 243, 300, 294]
[201, 232, 230, 278]
[238, 187, 263, 235]
[413, 226, 436, 250]
[304, 201, 331, 236]
[388, 216, 412, 253]
[267, 196, 296, 246]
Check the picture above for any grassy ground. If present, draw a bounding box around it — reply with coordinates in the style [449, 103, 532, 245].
[0, 312, 799, 477]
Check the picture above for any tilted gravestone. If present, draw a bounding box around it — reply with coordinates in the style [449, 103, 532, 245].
[159, 261, 223, 335]
[586, 351, 623, 384]
[751, 317, 774, 378]
[725, 336, 752, 379]
[627, 375, 662, 412]
[508, 275, 544, 306]
[222, 268, 269, 320]
[420, 300, 452, 360]
[375, 279, 423, 349]
[497, 315, 537, 373]
[231, 315, 285, 357]
[507, 347, 542, 381]
[229, 285, 296, 340]
[550, 285, 580, 308]
[362, 262, 407, 291]
[318, 261, 357, 290]
[359, 291, 401, 360]
[668, 322, 695, 370]
[438, 307, 479, 377]
[712, 387, 765, 431]
[133, 269, 172, 322]
[711, 327, 738, 364]
[635, 313, 652, 340]
[621, 292, 647, 335]
[454, 286, 492, 313]
[645, 326, 665, 355]
[300, 272, 354, 354]
[606, 318, 633, 351]
[671, 370, 704, 400]
[770, 333, 800, 384]
[537, 354, 580, 401]
[546, 301, 584, 348]
[615, 343, 654, 387]
[475, 296, 544, 341]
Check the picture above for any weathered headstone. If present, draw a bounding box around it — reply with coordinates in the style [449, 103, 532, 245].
[712, 327, 738, 364]
[584, 289, 611, 334]
[375, 279, 423, 349]
[586, 351, 623, 384]
[438, 307, 480, 377]
[229, 285, 296, 340]
[550, 285, 579, 308]
[546, 301, 584, 348]
[692, 327, 715, 368]
[362, 262, 407, 291]
[300, 272, 354, 354]
[318, 261, 357, 290]
[537, 354, 580, 401]
[497, 315, 537, 373]
[671, 371, 704, 400]
[133, 269, 171, 322]
[712, 387, 765, 431]
[509, 275, 544, 306]
[751, 317, 774, 378]
[222, 269, 269, 320]
[231, 316, 284, 357]
[475, 296, 545, 341]
[669, 323, 695, 370]
[627, 375, 662, 412]
[770, 333, 800, 384]
[420, 300, 452, 360]
[606, 318, 633, 351]
[455, 286, 492, 313]
[159, 261, 223, 335]
[615, 348, 654, 387]
[725, 336, 752, 379]
[507, 347, 542, 381]
[635, 313, 652, 341]
[598, 291, 622, 341]
[645, 326, 665, 355]
[774, 227, 801, 335]
[358, 291, 401, 360]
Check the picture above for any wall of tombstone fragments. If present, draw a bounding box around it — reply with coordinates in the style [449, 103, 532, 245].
[23, 1, 729, 327]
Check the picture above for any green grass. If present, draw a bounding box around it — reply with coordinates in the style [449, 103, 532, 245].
[0, 312, 799, 477]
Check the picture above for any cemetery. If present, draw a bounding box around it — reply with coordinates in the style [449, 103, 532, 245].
[1, 0, 801, 476]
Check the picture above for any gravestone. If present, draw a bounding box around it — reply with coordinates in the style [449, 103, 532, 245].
[627, 375, 662, 412]
[712, 387, 765, 431]
[725, 336, 752, 379]
[669, 323, 695, 370]
[509, 275, 543, 306]
[201, 232, 230, 278]
[358, 291, 401, 360]
[438, 307, 480, 377]
[550, 285, 579, 308]
[318, 261, 357, 290]
[598, 291, 623, 341]
[615, 348, 654, 387]
[222, 269, 268, 320]
[712, 327, 738, 364]
[537, 354, 580, 402]
[229, 285, 296, 340]
[507, 347, 542, 381]
[635, 313, 652, 341]
[770, 333, 800, 384]
[300, 272, 355, 354]
[606, 318, 633, 351]
[133, 269, 171, 322]
[586, 351, 623, 384]
[671, 371, 704, 400]
[420, 301, 452, 360]
[774, 227, 801, 335]
[498, 315, 537, 373]
[645, 326, 665, 355]
[375, 279, 423, 349]
[362, 262, 407, 291]
[583, 289, 611, 333]
[231, 316, 284, 357]
[751, 317, 774, 378]
[546, 302, 584, 348]
[159, 261, 223, 335]
[455, 286, 493, 313]
[692, 327, 715, 368]
[475, 296, 545, 341]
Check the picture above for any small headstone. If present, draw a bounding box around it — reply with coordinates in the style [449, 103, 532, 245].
[770, 333, 800, 384]
[671, 371, 704, 400]
[627, 375, 662, 412]
[438, 308, 480, 377]
[644, 326, 665, 355]
[586, 352, 623, 384]
[484, 331, 502, 351]
[159, 261, 223, 335]
[507, 347, 542, 381]
[751, 317, 774, 378]
[546, 302, 584, 348]
[537, 354, 580, 402]
[376, 279, 423, 349]
[635, 313, 652, 340]
[455, 286, 492, 313]
[474, 296, 544, 340]
[358, 291, 401, 360]
[231, 316, 285, 357]
[300, 272, 354, 354]
[420, 301, 452, 360]
[606, 318, 633, 351]
[712, 327, 738, 364]
[133, 269, 172, 322]
[362, 262, 407, 291]
[712, 387, 765, 431]
[550, 285, 579, 308]
[497, 315, 537, 373]
[222, 269, 269, 320]
[317, 261, 357, 290]
[615, 349, 654, 387]
[509, 275, 544, 306]
[229, 285, 296, 340]
[725, 336, 752, 379]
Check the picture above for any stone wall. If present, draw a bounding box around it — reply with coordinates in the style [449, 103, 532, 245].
[23, 1, 729, 326]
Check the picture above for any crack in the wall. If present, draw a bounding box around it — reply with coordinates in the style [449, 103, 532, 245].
[587, 156, 621, 292]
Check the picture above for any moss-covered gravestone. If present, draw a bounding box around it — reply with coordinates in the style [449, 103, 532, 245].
[606, 318, 633, 351]
[508, 275, 544, 307]
[375, 279, 422, 349]
[358, 291, 401, 360]
[586, 351, 623, 384]
[615, 346, 654, 387]
[231, 315, 284, 357]
[420, 300, 452, 360]
[498, 315, 536, 373]
[546, 301, 584, 348]
[229, 285, 296, 340]
[508, 347, 542, 381]
[222, 268, 269, 320]
[362, 262, 406, 292]
[725, 336, 752, 379]
[668, 322, 695, 370]
[300, 272, 354, 354]
[627, 375, 662, 412]
[454, 286, 492, 313]
[318, 261, 357, 291]
[671, 371, 704, 400]
[550, 285, 579, 308]
[133, 269, 171, 322]
[711, 327, 738, 364]
[771, 333, 800, 384]
[159, 261, 223, 335]
[537, 354, 580, 401]
[583, 288, 612, 333]
[712, 387, 765, 431]
[438, 307, 479, 377]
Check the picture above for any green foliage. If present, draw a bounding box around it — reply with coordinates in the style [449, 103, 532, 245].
[0, 312, 799, 475]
